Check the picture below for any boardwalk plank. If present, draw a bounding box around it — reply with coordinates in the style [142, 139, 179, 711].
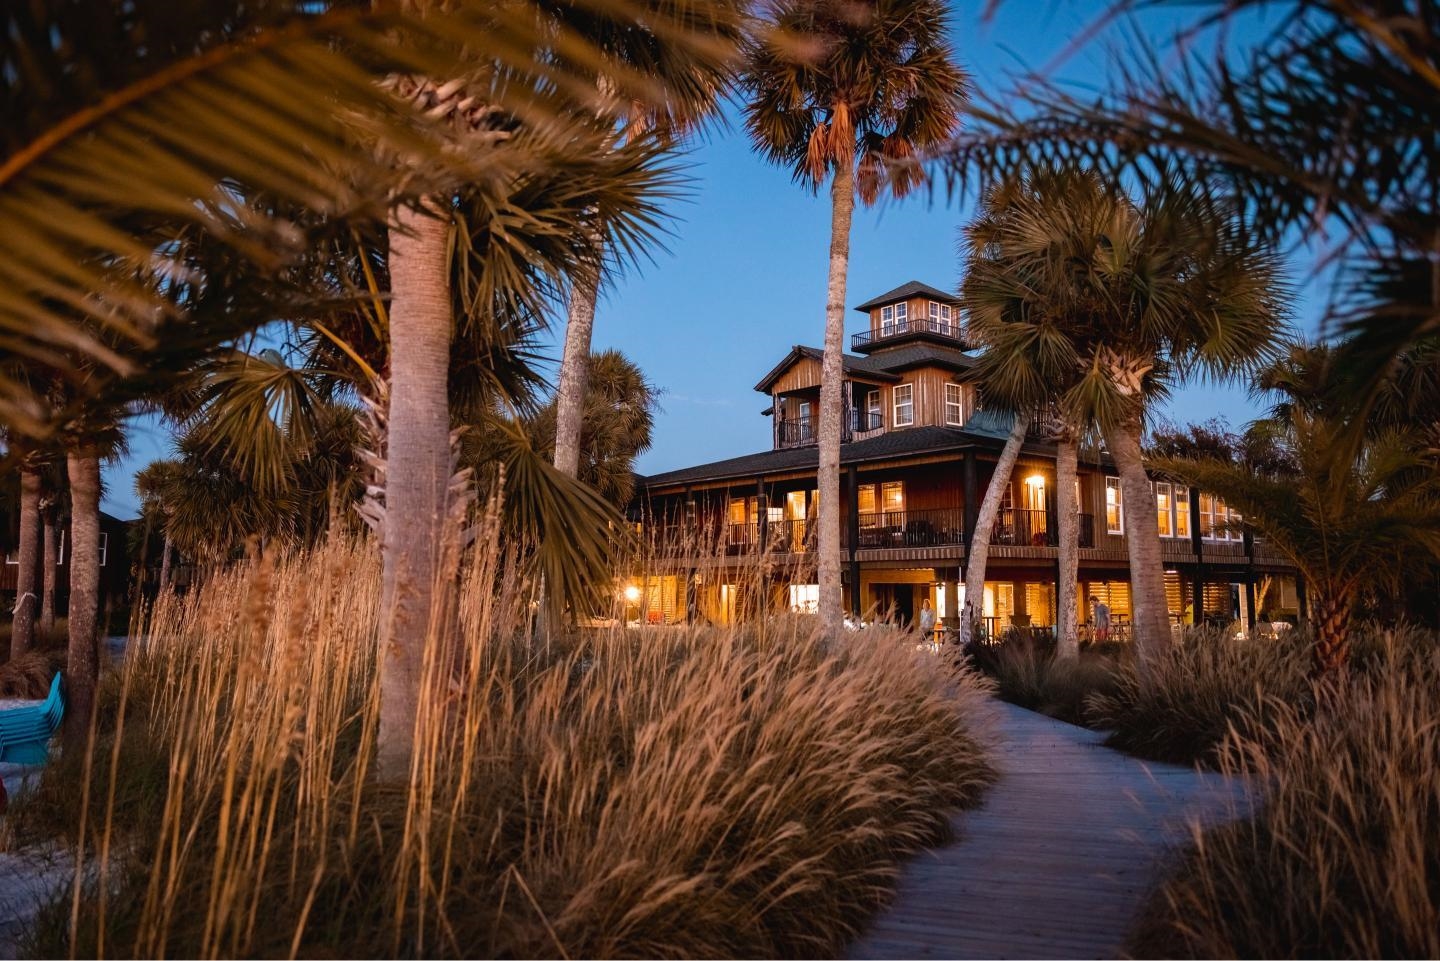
[846, 700, 1250, 960]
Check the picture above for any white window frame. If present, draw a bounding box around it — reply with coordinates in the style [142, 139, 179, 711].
[1175, 487, 1191, 538]
[894, 301, 908, 326]
[866, 389, 881, 429]
[98, 532, 108, 568]
[944, 383, 964, 426]
[1156, 481, 1173, 538]
[880, 304, 895, 333]
[1106, 477, 1124, 534]
[928, 301, 953, 324]
[893, 383, 914, 427]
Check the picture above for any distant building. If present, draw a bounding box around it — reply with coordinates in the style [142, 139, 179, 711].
[628, 280, 1303, 636]
[2, 510, 132, 615]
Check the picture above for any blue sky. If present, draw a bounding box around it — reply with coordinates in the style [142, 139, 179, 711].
[102, 0, 1324, 519]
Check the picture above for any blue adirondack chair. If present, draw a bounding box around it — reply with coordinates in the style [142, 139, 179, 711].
[0, 673, 65, 765]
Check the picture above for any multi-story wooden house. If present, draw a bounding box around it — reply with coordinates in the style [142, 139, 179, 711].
[629, 280, 1303, 636]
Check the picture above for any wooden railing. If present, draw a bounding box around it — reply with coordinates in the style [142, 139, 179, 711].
[851, 318, 963, 350]
[776, 417, 814, 448]
[848, 508, 965, 549]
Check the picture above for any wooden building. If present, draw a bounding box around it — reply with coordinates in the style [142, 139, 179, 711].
[1, 511, 132, 613]
[629, 280, 1303, 637]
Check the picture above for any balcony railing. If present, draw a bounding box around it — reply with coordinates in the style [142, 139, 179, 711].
[990, 510, 1097, 548]
[849, 508, 966, 549]
[776, 416, 814, 448]
[851, 318, 963, 350]
[851, 408, 883, 433]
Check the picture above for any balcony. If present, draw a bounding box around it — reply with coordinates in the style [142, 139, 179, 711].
[849, 508, 966, 549]
[851, 408, 883, 434]
[851, 318, 963, 351]
[991, 510, 1096, 548]
[776, 416, 814, 448]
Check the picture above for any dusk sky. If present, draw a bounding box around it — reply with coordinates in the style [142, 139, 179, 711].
[103, 0, 1323, 519]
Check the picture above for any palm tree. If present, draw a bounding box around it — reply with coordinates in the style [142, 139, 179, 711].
[529, 349, 659, 508]
[135, 459, 184, 591]
[1158, 352, 1440, 675]
[964, 169, 1286, 671]
[945, 0, 1437, 419]
[9, 456, 42, 659]
[741, 0, 968, 635]
[551, 0, 743, 483]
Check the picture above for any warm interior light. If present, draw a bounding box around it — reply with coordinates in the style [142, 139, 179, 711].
[1025, 474, 1045, 487]
[623, 585, 642, 603]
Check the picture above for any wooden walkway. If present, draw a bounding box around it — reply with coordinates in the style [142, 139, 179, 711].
[848, 700, 1251, 959]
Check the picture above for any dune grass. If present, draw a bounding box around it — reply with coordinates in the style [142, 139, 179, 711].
[7, 529, 994, 959]
[968, 637, 1123, 727]
[1130, 627, 1440, 958]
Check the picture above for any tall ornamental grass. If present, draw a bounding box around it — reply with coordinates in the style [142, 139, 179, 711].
[10, 526, 993, 959]
[1130, 628, 1440, 958]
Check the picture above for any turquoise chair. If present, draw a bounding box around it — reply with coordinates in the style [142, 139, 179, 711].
[0, 673, 65, 765]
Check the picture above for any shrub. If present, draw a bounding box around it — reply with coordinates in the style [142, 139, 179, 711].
[13, 533, 994, 958]
[0, 650, 63, 699]
[1130, 631, 1440, 958]
[972, 638, 1122, 726]
[1085, 627, 1310, 767]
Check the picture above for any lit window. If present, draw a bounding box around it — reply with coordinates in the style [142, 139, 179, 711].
[893, 384, 914, 427]
[1156, 482, 1173, 537]
[788, 584, 820, 613]
[881, 481, 905, 514]
[1106, 477, 1124, 534]
[944, 383, 964, 426]
[1175, 487, 1191, 538]
[858, 484, 877, 515]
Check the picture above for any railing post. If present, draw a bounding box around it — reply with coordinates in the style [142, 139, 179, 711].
[846, 465, 862, 617]
[962, 452, 977, 551]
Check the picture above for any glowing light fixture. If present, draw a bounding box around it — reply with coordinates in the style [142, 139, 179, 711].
[623, 584, 642, 603]
[1025, 474, 1045, 487]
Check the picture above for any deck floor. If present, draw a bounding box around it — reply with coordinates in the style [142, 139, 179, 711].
[847, 700, 1251, 960]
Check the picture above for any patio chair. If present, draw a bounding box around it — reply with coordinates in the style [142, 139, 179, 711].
[0, 673, 65, 766]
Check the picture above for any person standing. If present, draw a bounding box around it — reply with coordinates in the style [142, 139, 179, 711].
[918, 596, 938, 647]
[1092, 597, 1111, 642]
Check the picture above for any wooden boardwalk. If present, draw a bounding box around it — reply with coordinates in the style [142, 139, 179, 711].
[848, 701, 1250, 960]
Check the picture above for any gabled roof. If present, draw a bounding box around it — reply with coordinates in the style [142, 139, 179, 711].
[853, 280, 959, 313]
[753, 345, 900, 393]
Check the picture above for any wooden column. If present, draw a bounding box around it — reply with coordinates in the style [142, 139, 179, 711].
[1244, 576, 1258, 633]
[756, 476, 768, 551]
[962, 452, 977, 552]
[1189, 486, 1205, 624]
[847, 464, 862, 616]
[1296, 573, 1309, 622]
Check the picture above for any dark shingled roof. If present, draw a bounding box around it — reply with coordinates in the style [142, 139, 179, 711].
[641, 423, 1020, 490]
[853, 343, 975, 373]
[853, 280, 959, 313]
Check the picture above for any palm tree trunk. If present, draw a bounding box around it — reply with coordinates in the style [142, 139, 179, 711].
[65, 448, 101, 745]
[1055, 431, 1080, 660]
[40, 506, 57, 641]
[962, 413, 1028, 645]
[9, 468, 41, 659]
[817, 156, 856, 638]
[554, 262, 600, 479]
[159, 535, 173, 592]
[1309, 578, 1351, 676]
[1103, 413, 1171, 674]
[379, 199, 454, 781]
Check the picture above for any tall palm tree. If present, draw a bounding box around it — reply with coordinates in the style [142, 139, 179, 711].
[741, 0, 968, 635]
[9, 457, 42, 659]
[551, 0, 744, 483]
[945, 0, 1437, 421]
[964, 169, 1285, 671]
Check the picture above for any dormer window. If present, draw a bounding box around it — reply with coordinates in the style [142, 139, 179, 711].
[880, 301, 908, 334]
[928, 301, 953, 329]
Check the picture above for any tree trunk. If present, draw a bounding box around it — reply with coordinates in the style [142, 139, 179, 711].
[817, 156, 856, 638]
[1309, 579, 1351, 677]
[962, 413, 1028, 645]
[40, 506, 57, 641]
[1055, 432, 1080, 660]
[554, 263, 600, 479]
[379, 199, 455, 781]
[65, 449, 101, 745]
[9, 468, 41, 659]
[1103, 413, 1171, 675]
[159, 536, 173, 592]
